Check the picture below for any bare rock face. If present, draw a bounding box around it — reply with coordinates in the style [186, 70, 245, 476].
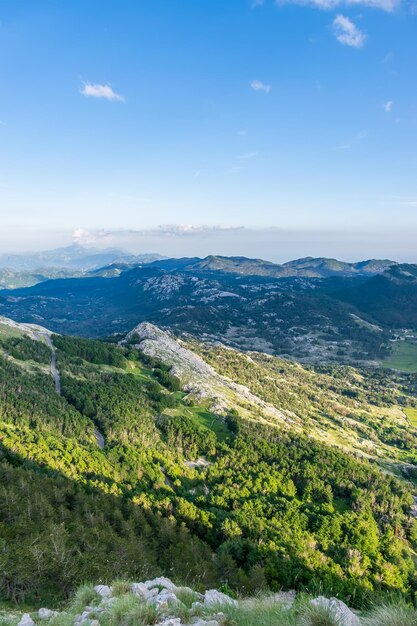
[310, 596, 361, 626]
[125, 322, 215, 381]
[124, 322, 289, 426]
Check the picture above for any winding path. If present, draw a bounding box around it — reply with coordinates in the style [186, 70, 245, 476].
[94, 428, 105, 449]
[0, 318, 106, 448]
[35, 331, 61, 395]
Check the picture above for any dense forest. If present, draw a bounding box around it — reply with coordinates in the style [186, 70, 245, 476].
[1, 330, 417, 609]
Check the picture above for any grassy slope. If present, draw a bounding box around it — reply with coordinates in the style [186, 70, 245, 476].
[0, 319, 25, 339]
[190, 340, 417, 470]
[405, 407, 417, 427]
[383, 341, 417, 373]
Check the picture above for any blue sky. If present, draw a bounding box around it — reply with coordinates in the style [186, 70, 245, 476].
[0, 0, 416, 261]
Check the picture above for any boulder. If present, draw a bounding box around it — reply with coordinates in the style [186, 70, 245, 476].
[94, 584, 112, 598]
[154, 620, 182, 626]
[150, 590, 180, 609]
[144, 576, 178, 592]
[310, 597, 360, 626]
[38, 608, 57, 620]
[131, 582, 157, 599]
[18, 615, 35, 626]
[203, 589, 237, 607]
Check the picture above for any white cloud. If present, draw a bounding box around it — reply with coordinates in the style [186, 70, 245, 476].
[383, 100, 393, 112]
[251, 0, 265, 6]
[80, 82, 125, 102]
[239, 151, 259, 159]
[250, 80, 272, 93]
[277, 0, 398, 10]
[72, 228, 100, 245]
[333, 15, 366, 48]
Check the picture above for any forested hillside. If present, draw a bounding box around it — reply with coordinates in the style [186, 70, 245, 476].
[1, 320, 417, 609]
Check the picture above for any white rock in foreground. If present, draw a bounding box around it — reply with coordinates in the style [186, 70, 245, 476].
[17, 615, 35, 626]
[310, 596, 360, 626]
[94, 584, 112, 598]
[38, 608, 58, 620]
[144, 576, 178, 592]
[131, 582, 157, 598]
[203, 589, 237, 607]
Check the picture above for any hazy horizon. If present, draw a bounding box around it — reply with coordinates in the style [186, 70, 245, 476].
[0, 225, 416, 265]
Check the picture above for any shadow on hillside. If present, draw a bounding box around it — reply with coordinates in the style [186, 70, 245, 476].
[0, 442, 217, 606]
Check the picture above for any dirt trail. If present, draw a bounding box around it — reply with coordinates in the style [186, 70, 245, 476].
[33, 331, 61, 395]
[94, 428, 105, 449]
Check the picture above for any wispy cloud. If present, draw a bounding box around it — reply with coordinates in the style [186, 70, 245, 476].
[383, 100, 393, 113]
[72, 225, 244, 245]
[333, 15, 366, 48]
[239, 151, 259, 160]
[277, 0, 398, 10]
[382, 52, 394, 64]
[80, 82, 125, 102]
[388, 195, 417, 208]
[250, 80, 272, 94]
[336, 130, 368, 150]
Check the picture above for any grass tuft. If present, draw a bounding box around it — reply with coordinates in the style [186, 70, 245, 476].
[174, 587, 199, 608]
[100, 593, 157, 626]
[297, 602, 343, 626]
[362, 603, 417, 626]
[49, 612, 74, 626]
[212, 600, 296, 626]
[110, 580, 132, 597]
[67, 583, 101, 614]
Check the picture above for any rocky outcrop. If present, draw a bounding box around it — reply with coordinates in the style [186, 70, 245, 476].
[11, 577, 365, 626]
[124, 322, 291, 427]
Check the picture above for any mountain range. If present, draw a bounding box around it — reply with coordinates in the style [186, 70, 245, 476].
[0, 253, 414, 367]
[0, 244, 165, 274]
